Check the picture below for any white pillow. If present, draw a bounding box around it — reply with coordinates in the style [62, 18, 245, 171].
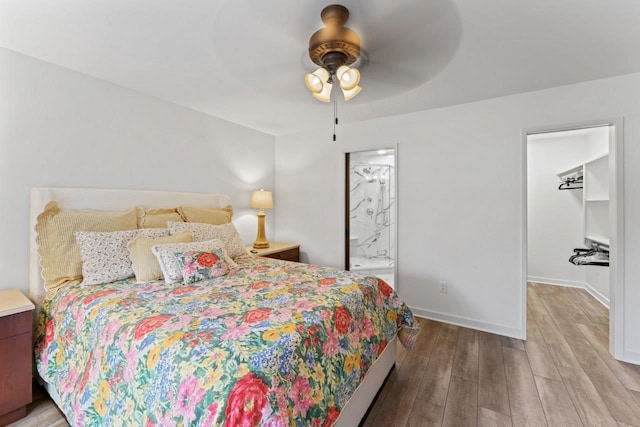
[152, 239, 238, 284]
[75, 228, 169, 285]
[167, 221, 247, 259]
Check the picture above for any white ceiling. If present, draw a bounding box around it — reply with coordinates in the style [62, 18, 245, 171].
[2, 0, 640, 136]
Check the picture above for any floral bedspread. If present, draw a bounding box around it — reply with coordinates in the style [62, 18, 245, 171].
[35, 256, 419, 426]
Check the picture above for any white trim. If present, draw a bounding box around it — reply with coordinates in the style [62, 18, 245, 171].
[521, 129, 528, 341]
[608, 120, 625, 360]
[527, 276, 586, 288]
[527, 278, 610, 309]
[623, 349, 640, 366]
[408, 306, 523, 339]
[584, 282, 610, 308]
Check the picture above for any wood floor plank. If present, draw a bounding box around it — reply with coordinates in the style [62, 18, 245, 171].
[599, 353, 640, 393]
[581, 363, 640, 425]
[537, 292, 585, 338]
[526, 284, 548, 316]
[532, 311, 582, 370]
[595, 322, 610, 337]
[630, 389, 640, 407]
[442, 376, 477, 427]
[418, 326, 459, 406]
[567, 287, 609, 322]
[412, 318, 442, 358]
[577, 323, 610, 354]
[365, 352, 430, 427]
[547, 286, 594, 325]
[501, 336, 525, 352]
[524, 317, 562, 380]
[534, 375, 582, 426]
[477, 407, 512, 427]
[452, 327, 479, 382]
[560, 367, 618, 426]
[502, 347, 547, 426]
[366, 320, 444, 425]
[565, 335, 607, 372]
[406, 399, 444, 427]
[478, 331, 511, 417]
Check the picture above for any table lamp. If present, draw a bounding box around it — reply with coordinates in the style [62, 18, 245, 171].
[250, 189, 273, 249]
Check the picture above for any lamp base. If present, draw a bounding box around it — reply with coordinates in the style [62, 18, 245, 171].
[253, 211, 270, 249]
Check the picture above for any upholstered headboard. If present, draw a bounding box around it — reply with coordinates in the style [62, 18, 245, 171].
[29, 187, 231, 304]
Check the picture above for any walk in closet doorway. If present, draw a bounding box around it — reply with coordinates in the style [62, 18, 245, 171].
[524, 121, 624, 359]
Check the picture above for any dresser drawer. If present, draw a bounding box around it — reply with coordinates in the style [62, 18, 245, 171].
[0, 311, 31, 340]
[265, 247, 300, 262]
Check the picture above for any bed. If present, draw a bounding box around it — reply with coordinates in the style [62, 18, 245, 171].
[29, 187, 419, 426]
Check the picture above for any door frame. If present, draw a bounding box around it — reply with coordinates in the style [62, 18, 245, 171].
[522, 118, 624, 359]
[344, 147, 399, 290]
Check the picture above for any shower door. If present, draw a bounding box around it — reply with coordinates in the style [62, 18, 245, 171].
[346, 149, 396, 289]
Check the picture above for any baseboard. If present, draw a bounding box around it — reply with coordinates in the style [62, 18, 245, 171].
[408, 306, 523, 339]
[527, 276, 610, 309]
[583, 283, 610, 308]
[527, 276, 585, 288]
[623, 348, 640, 365]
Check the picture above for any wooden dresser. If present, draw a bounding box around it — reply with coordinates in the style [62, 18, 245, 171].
[0, 289, 35, 426]
[246, 242, 300, 262]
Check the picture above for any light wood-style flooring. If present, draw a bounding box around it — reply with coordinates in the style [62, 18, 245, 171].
[10, 283, 640, 426]
[363, 282, 640, 426]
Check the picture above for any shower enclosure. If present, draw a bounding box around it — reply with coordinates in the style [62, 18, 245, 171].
[346, 149, 396, 288]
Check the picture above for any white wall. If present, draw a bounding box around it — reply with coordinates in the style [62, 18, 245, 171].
[0, 48, 275, 296]
[274, 72, 640, 363]
[527, 134, 587, 287]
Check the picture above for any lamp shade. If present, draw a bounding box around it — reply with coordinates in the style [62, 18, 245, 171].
[305, 68, 330, 93]
[312, 81, 333, 102]
[336, 65, 360, 91]
[250, 190, 273, 209]
[341, 85, 362, 101]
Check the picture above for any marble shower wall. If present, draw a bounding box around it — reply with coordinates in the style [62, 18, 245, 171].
[350, 158, 395, 263]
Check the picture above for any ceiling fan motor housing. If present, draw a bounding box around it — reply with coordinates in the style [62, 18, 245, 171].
[308, 4, 360, 75]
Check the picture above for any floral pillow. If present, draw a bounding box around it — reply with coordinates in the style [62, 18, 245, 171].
[175, 249, 228, 285]
[167, 221, 247, 259]
[75, 228, 168, 285]
[151, 239, 237, 284]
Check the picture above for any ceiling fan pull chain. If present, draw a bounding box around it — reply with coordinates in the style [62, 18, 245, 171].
[334, 99, 340, 141]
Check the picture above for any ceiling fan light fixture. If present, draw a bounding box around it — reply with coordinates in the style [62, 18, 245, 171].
[341, 85, 362, 101]
[305, 4, 363, 103]
[305, 67, 331, 93]
[312, 81, 333, 102]
[336, 65, 360, 91]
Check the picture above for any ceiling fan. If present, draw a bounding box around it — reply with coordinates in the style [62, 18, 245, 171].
[211, 0, 461, 104]
[304, 4, 363, 102]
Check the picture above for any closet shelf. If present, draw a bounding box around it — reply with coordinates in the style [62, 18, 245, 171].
[586, 235, 609, 249]
[557, 164, 583, 179]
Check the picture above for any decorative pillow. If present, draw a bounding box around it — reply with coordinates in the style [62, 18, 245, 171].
[35, 201, 139, 294]
[152, 239, 237, 284]
[177, 205, 233, 225]
[175, 249, 229, 285]
[138, 208, 184, 228]
[127, 231, 193, 283]
[75, 228, 169, 285]
[167, 221, 247, 258]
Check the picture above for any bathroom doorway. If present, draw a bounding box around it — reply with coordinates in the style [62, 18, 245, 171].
[345, 149, 397, 289]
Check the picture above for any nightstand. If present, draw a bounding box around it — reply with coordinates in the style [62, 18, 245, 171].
[0, 289, 35, 426]
[246, 242, 300, 262]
